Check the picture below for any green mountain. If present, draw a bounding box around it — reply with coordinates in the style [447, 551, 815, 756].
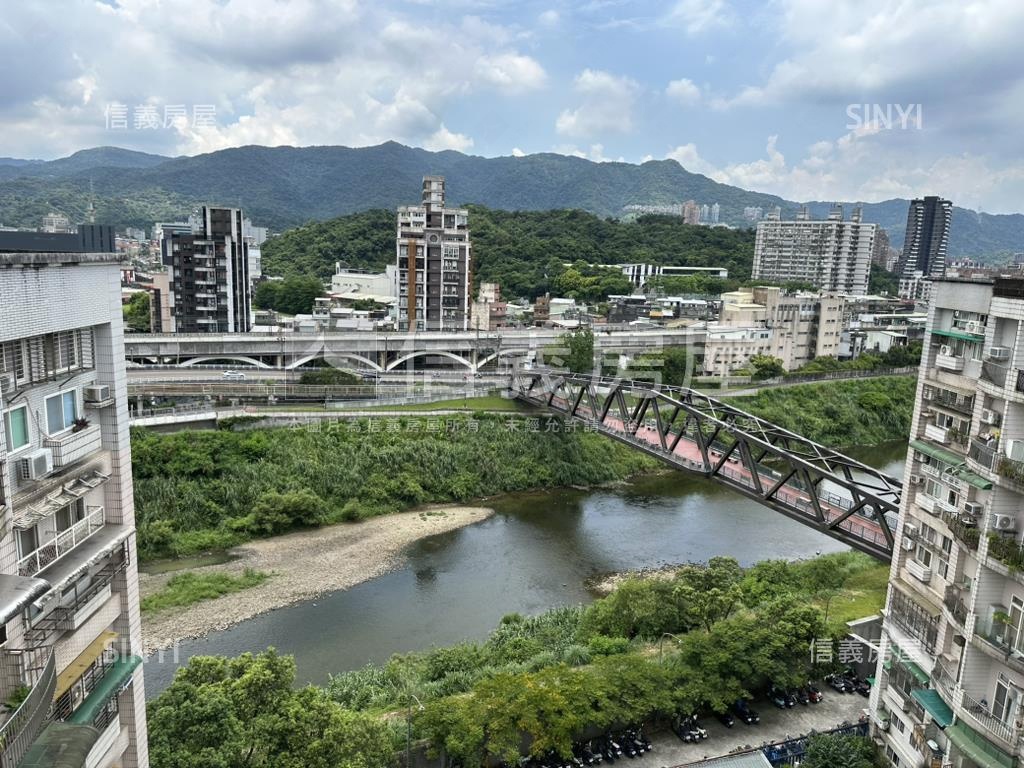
[0, 142, 1020, 258]
[262, 206, 757, 299]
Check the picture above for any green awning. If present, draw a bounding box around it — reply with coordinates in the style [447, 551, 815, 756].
[67, 655, 142, 726]
[18, 722, 99, 768]
[904, 660, 930, 685]
[911, 688, 953, 727]
[910, 439, 994, 490]
[946, 722, 1017, 768]
[933, 329, 984, 342]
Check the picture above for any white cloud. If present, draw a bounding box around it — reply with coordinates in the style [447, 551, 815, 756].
[556, 69, 639, 137]
[665, 143, 723, 179]
[476, 53, 547, 92]
[663, 0, 733, 35]
[511, 147, 526, 157]
[665, 78, 700, 105]
[423, 124, 474, 152]
[538, 9, 560, 26]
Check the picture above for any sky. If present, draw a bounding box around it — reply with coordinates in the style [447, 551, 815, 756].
[2, 0, 1023, 212]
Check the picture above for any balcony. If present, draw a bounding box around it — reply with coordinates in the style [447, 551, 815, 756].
[929, 389, 974, 415]
[924, 423, 951, 444]
[940, 509, 980, 551]
[969, 438, 998, 472]
[987, 532, 1024, 572]
[959, 689, 1020, 749]
[18, 506, 105, 578]
[936, 351, 966, 372]
[43, 423, 101, 468]
[981, 361, 1009, 388]
[0, 650, 55, 768]
[997, 456, 1024, 491]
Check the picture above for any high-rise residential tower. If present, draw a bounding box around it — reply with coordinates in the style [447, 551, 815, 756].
[0, 250, 149, 767]
[871, 276, 1024, 768]
[899, 196, 953, 302]
[160, 206, 252, 333]
[395, 177, 471, 332]
[753, 204, 876, 295]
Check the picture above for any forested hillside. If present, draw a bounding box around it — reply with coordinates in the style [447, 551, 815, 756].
[261, 206, 757, 299]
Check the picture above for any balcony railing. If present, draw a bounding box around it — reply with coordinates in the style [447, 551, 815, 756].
[43, 423, 102, 467]
[17, 505, 105, 577]
[998, 456, 1024, 489]
[924, 423, 951, 444]
[960, 689, 1019, 746]
[981, 360, 1009, 388]
[941, 509, 980, 551]
[932, 660, 958, 700]
[929, 389, 974, 415]
[969, 438, 997, 471]
[987, 532, 1024, 572]
[0, 651, 55, 768]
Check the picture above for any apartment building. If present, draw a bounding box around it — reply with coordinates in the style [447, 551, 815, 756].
[0, 251, 148, 767]
[753, 205, 876, 295]
[160, 206, 252, 333]
[396, 176, 471, 332]
[702, 286, 845, 376]
[470, 282, 508, 331]
[899, 196, 953, 302]
[871, 276, 1024, 768]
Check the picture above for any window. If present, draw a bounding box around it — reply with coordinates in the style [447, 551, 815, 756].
[3, 405, 29, 451]
[45, 390, 78, 434]
[994, 675, 1019, 726]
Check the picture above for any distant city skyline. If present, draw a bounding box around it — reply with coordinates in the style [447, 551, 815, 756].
[1, 1, 1022, 212]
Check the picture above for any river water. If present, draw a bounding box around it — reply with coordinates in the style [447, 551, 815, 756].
[143, 442, 907, 697]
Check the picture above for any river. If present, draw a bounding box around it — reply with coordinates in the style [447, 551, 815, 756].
[143, 441, 907, 697]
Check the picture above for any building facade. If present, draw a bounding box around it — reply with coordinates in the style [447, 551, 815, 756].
[871, 276, 1024, 768]
[470, 282, 508, 331]
[396, 176, 471, 332]
[0, 251, 148, 767]
[899, 196, 953, 301]
[160, 206, 252, 333]
[753, 205, 876, 295]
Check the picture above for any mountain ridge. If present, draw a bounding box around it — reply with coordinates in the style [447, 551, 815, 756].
[0, 142, 1019, 258]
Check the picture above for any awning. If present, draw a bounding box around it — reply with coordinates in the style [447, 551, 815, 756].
[17, 722, 99, 768]
[54, 630, 117, 701]
[946, 722, 1017, 768]
[14, 468, 111, 529]
[911, 688, 953, 727]
[68, 655, 142, 726]
[889, 642, 930, 684]
[910, 439, 993, 490]
[933, 329, 984, 342]
[0, 574, 49, 624]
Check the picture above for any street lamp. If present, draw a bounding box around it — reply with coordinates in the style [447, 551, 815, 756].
[406, 690, 424, 768]
[659, 632, 683, 665]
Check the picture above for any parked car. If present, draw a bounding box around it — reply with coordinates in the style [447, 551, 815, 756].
[732, 699, 760, 724]
[715, 710, 736, 728]
[222, 370, 246, 380]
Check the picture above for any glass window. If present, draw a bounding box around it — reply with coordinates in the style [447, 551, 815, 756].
[45, 390, 78, 433]
[3, 405, 29, 451]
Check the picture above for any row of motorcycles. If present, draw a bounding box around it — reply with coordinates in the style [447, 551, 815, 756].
[516, 728, 653, 767]
[825, 671, 871, 697]
[670, 714, 709, 743]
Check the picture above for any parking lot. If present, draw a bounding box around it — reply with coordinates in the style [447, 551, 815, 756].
[623, 687, 870, 767]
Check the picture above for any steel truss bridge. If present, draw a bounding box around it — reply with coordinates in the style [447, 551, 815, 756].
[511, 370, 901, 561]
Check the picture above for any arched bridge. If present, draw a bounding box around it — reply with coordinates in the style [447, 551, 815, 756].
[510, 370, 901, 561]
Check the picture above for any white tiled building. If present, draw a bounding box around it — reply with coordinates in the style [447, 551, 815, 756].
[871, 276, 1024, 768]
[0, 252, 148, 767]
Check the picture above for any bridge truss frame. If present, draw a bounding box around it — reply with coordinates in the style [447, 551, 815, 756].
[511, 370, 901, 561]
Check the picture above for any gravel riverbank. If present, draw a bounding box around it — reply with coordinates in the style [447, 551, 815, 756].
[140, 505, 494, 652]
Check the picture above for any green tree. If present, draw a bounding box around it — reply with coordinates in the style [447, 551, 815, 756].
[147, 650, 394, 768]
[565, 328, 594, 373]
[298, 367, 360, 385]
[123, 291, 151, 332]
[253, 276, 324, 315]
[750, 354, 786, 380]
[800, 733, 884, 768]
[674, 557, 744, 631]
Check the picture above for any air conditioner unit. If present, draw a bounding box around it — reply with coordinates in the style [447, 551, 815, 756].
[902, 539, 917, 552]
[922, 389, 934, 401]
[910, 474, 925, 486]
[992, 514, 1018, 532]
[0, 373, 14, 395]
[19, 448, 53, 481]
[83, 385, 110, 403]
[904, 523, 919, 538]
[965, 321, 985, 335]
[1007, 439, 1024, 462]
[906, 558, 932, 583]
[964, 502, 985, 516]
[939, 345, 953, 356]
[987, 346, 1011, 361]
[982, 408, 1002, 426]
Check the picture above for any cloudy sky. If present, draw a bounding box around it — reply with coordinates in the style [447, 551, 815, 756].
[3, 0, 1023, 212]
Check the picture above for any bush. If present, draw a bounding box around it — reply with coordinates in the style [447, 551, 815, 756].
[141, 568, 269, 613]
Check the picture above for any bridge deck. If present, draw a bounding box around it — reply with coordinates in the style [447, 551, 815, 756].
[512, 372, 900, 561]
